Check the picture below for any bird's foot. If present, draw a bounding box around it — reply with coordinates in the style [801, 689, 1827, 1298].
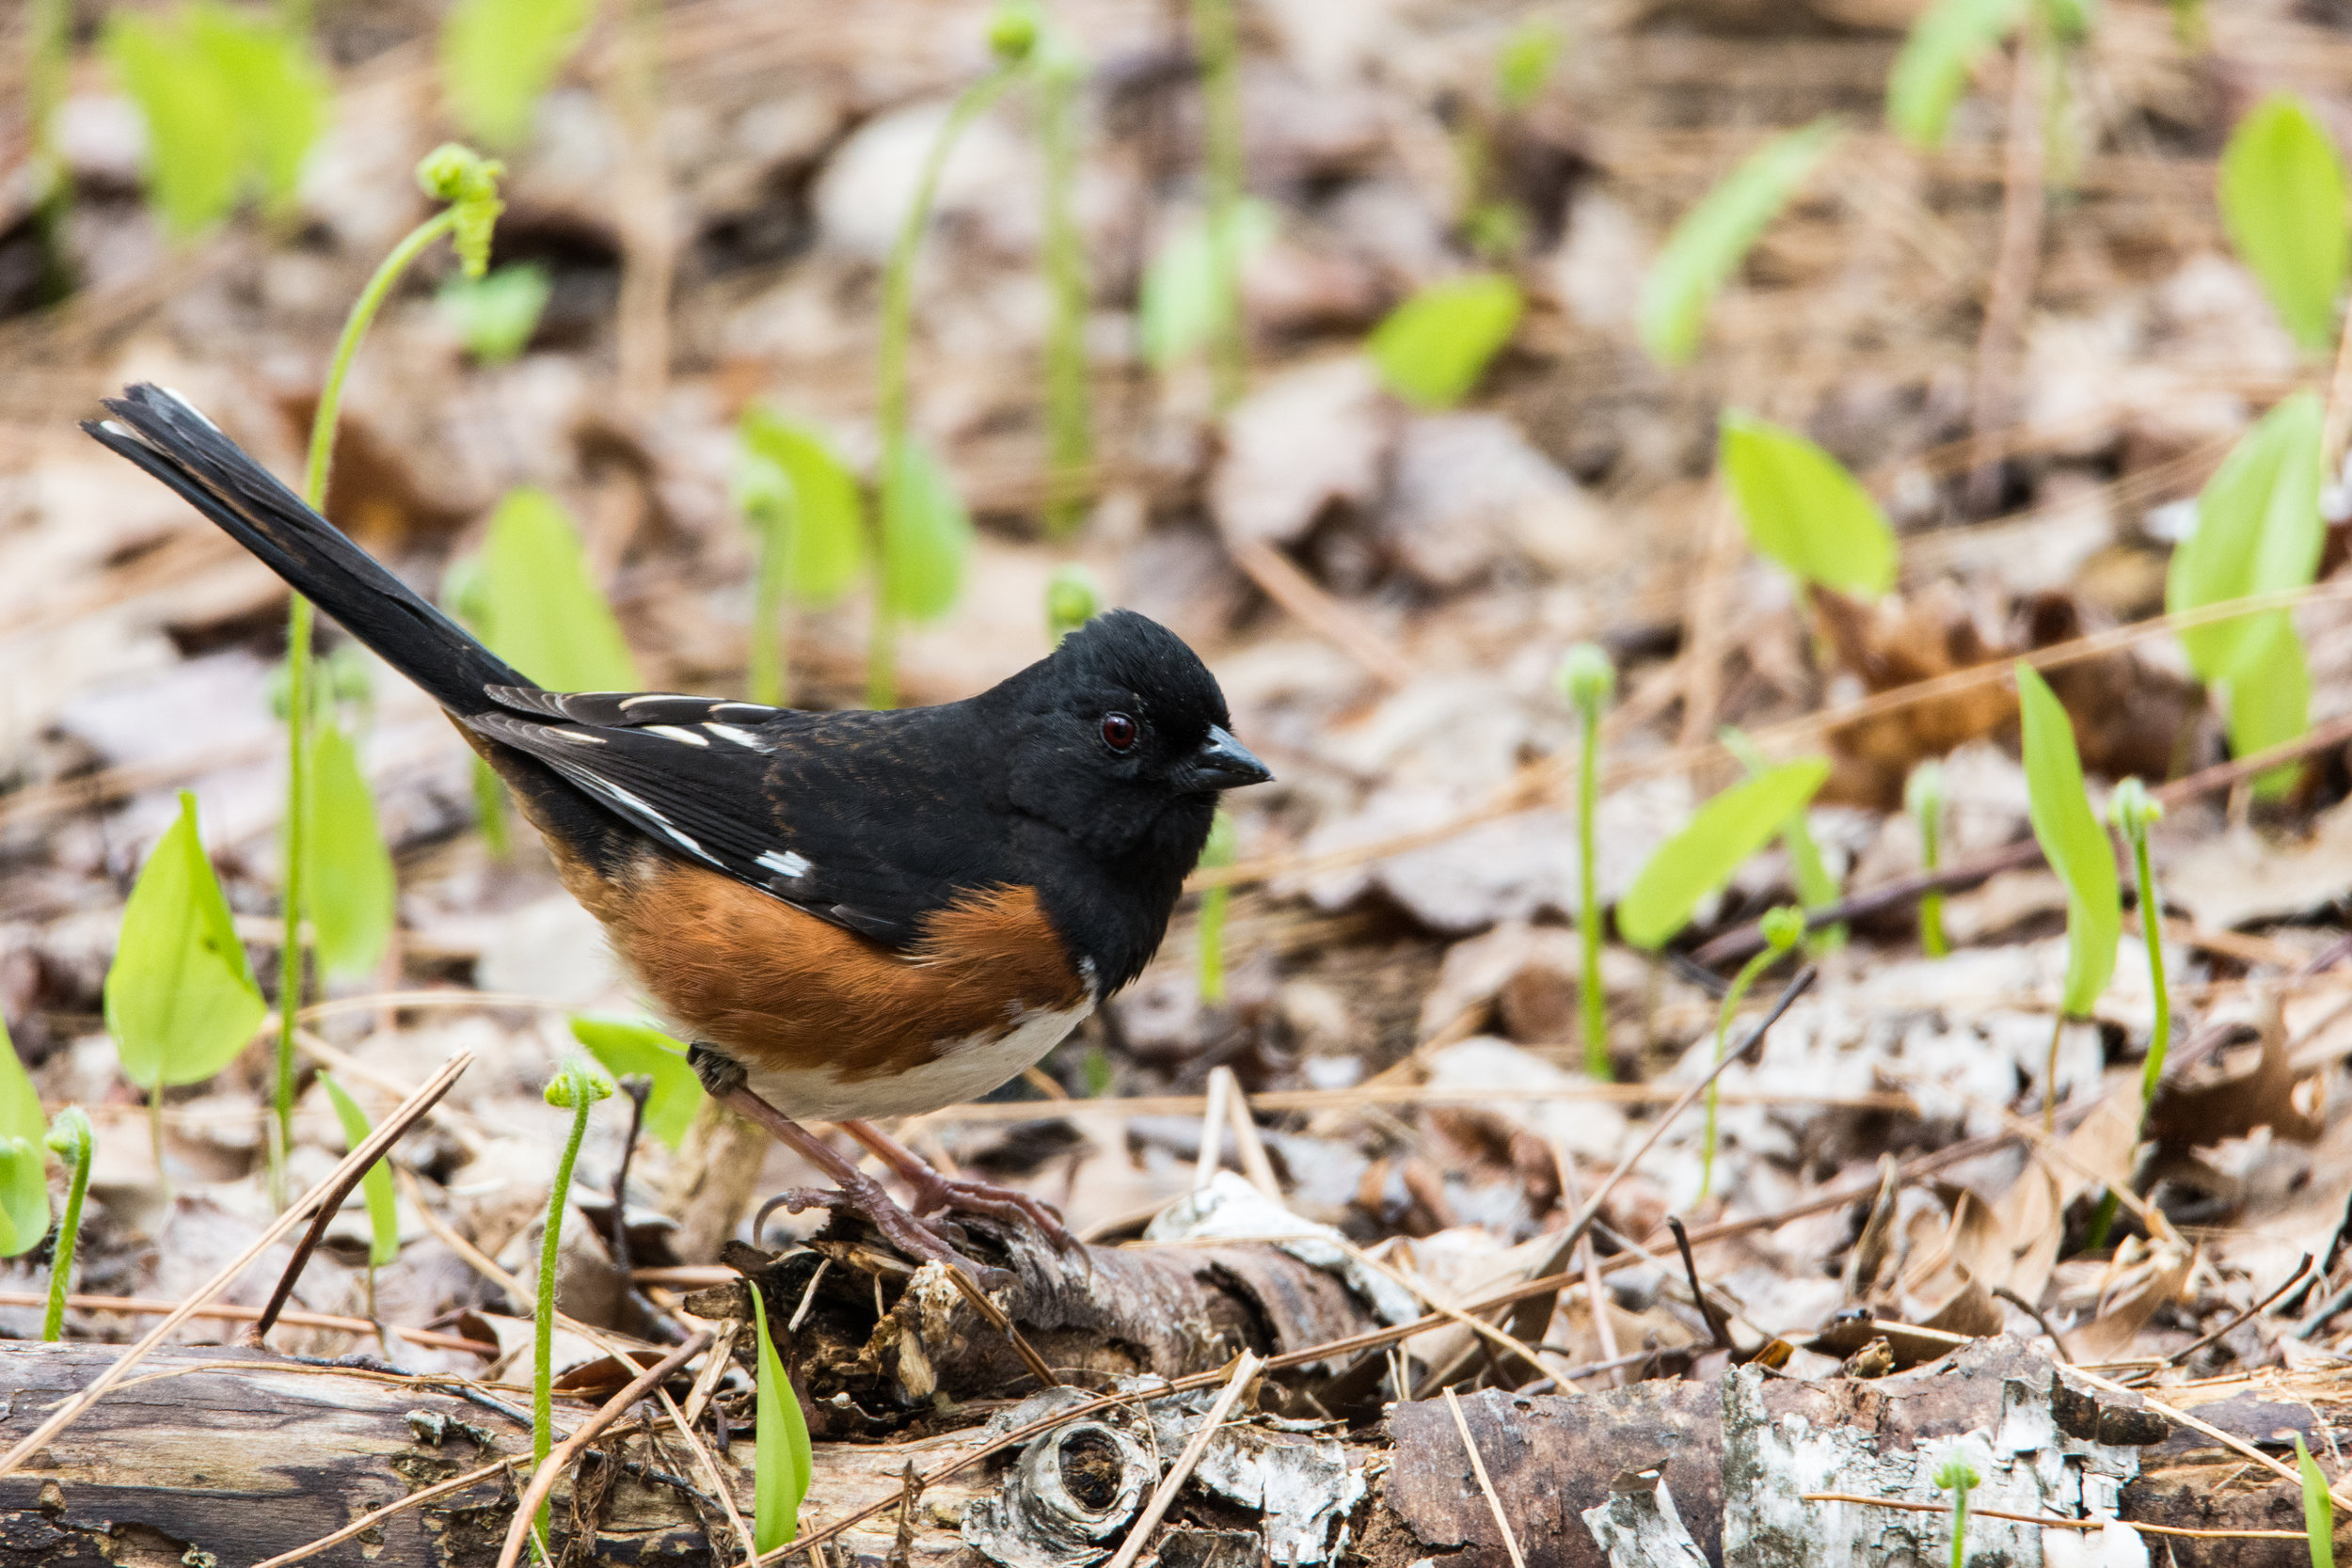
[834, 1118, 1077, 1252]
[753, 1174, 975, 1272]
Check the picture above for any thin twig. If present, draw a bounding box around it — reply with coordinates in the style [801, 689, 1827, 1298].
[1225, 538, 1413, 689]
[0, 1051, 473, 1480]
[1552, 1148, 1623, 1386]
[0, 1289, 493, 1354]
[939, 1264, 1065, 1390]
[495, 1331, 714, 1568]
[1665, 1217, 1732, 1352]
[1991, 1284, 2073, 1364]
[1097, 1352, 1262, 1568]
[1799, 1493, 2302, 1542]
[249, 1057, 468, 1345]
[2064, 1362, 2352, 1515]
[2150, 1256, 2312, 1372]
[1443, 1386, 1529, 1568]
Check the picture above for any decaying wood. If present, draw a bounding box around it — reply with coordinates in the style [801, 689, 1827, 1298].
[1378, 1337, 2352, 1568]
[686, 1213, 1400, 1424]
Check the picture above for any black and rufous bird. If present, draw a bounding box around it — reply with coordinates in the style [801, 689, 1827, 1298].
[86, 384, 1271, 1266]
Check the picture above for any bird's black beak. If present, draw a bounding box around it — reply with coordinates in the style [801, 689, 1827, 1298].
[1180, 726, 1272, 791]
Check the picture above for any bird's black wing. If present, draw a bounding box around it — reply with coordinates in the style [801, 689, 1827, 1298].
[468, 689, 996, 947]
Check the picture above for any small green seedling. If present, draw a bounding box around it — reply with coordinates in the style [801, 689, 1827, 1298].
[2167, 390, 2324, 799]
[1367, 274, 1524, 410]
[1197, 812, 1238, 1005]
[1187, 0, 1248, 408]
[1698, 905, 1804, 1203]
[1038, 26, 1092, 537]
[745, 1272, 815, 1549]
[105, 791, 269, 1178]
[320, 1073, 398, 1318]
[276, 144, 506, 1200]
[0, 1022, 51, 1267]
[302, 722, 395, 982]
[1558, 643, 1615, 1080]
[734, 406, 865, 707]
[1907, 761, 1950, 958]
[1932, 1451, 1981, 1568]
[1495, 16, 1563, 113]
[2219, 94, 2349, 356]
[1045, 564, 1102, 645]
[1139, 200, 1278, 376]
[437, 263, 552, 364]
[866, 9, 1033, 708]
[1616, 759, 1832, 951]
[1638, 116, 1842, 367]
[1887, 0, 2025, 149]
[568, 1018, 705, 1149]
[2016, 664, 2119, 1130]
[439, 0, 594, 149]
[2297, 1435, 2336, 1568]
[1722, 726, 1842, 950]
[533, 1056, 613, 1540]
[41, 1108, 94, 1343]
[1719, 412, 1897, 599]
[2084, 778, 2168, 1251]
[1458, 18, 1562, 257]
[104, 1, 329, 238]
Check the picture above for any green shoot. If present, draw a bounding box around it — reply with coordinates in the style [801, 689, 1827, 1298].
[1455, 19, 1562, 258]
[1887, 0, 2025, 149]
[1637, 117, 1841, 367]
[41, 1108, 94, 1341]
[1198, 812, 1238, 1004]
[735, 406, 865, 708]
[2166, 391, 2324, 799]
[0, 1022, 51, 1264]
[1698, 906, 1804, 1203]
[1616, 760, 1831, 951]
[302, 723, 395, 982]
[439, 0, 593, 150]
[1718, 411, 1898, 598]
[1046, 563, 1103, 645]
[1722, 726, 1842, 951]
[2084, 777, 2167, 1251]
[320, 1073, 398, 1318]
[1932, 1451, 1981, 1568]
[1139, 200, 1278, 373]
[1495, 18, 1563, 114]
[534, 1056, 613, 1538]
[2016, 663, 2119, 1130]
[1558, 644, 1615, 1080]
[1039, 31, 1092, 537]
[1187, 0, 1248, 409]
[867, 12, 1031, 708]
[1081, 1045, 1114, 1098]
[437, 263, 552, 364]
[2298, 1435, 2337, 1568]
[2218, 94, 2348, 356]
[1907, 762, 1950, 958]
[277, 145, 504, 1202]
[105, 791, 269, 1180]
[567, 1018, 704, 1149]
[1367, 275, 1524, 410]
[745, 1271, 815, 1549]
[452, 487, 641, 691]
[104, 3, 329, 238]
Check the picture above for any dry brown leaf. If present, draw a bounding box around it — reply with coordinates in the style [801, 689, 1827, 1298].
[2149, 996, 2327, 1148]
[1809, 582, 2014, 807]
[2067, 1238, 2194, 1364]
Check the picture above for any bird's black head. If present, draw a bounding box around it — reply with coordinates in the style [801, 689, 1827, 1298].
[990, 610, 1269, 983]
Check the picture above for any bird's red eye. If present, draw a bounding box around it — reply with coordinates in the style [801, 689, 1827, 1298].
[1101, 712, 1137, 752]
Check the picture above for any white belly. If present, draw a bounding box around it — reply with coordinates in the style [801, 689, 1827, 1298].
[740, 998, 1095, 1122]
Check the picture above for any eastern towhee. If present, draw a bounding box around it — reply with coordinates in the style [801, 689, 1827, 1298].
[87, 384, 1271, 1266]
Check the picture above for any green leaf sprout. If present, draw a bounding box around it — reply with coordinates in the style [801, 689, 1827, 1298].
[1046, 564, 1104, 645]
[1139, 200, 1278, 375]
[2016, 663, 2119, 1128]
[1367, 274, 1524, 410]
[438, 0, 593, 150]
[746, 1273, 815, 1549]
[1198, 812, 1239, 1005]
[1886, 0, 2024, 150]
[1495, 18, 1564, 114]
[437, 263, 550, 362]
[1906, 761, 1949, 958]
[1932, 1450, 1982, 1568]
[1637, 117, 1842, 367]
[568, 1018, 705, 1149]
[2297, 1434, 2336, 1568]
[1719, 412, 1898, 598]
[0, 1023, 51, 1266]
[41, 1107, 94, 1342]
[736, 407, 866, 707]
[1722, 726, 1843, 950]
[319, 1073, 399, 1323]
[1616, 759, 1832, 951]
[2218, 94, 2349, 356]
[532, 1055, 613, 1536]
[2083, 776, 2168, 1252]
[1558, 642, 1615, 1080]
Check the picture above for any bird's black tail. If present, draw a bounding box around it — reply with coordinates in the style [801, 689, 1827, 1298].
[83, 384, 532, 713]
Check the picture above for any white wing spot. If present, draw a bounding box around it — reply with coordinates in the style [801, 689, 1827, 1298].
[703, 723, 768, 750]
[645, 725, 709, 747]
[756, 848, 813, 879]
[549, 729, 607, 745]
[620, 693, 698, 708]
